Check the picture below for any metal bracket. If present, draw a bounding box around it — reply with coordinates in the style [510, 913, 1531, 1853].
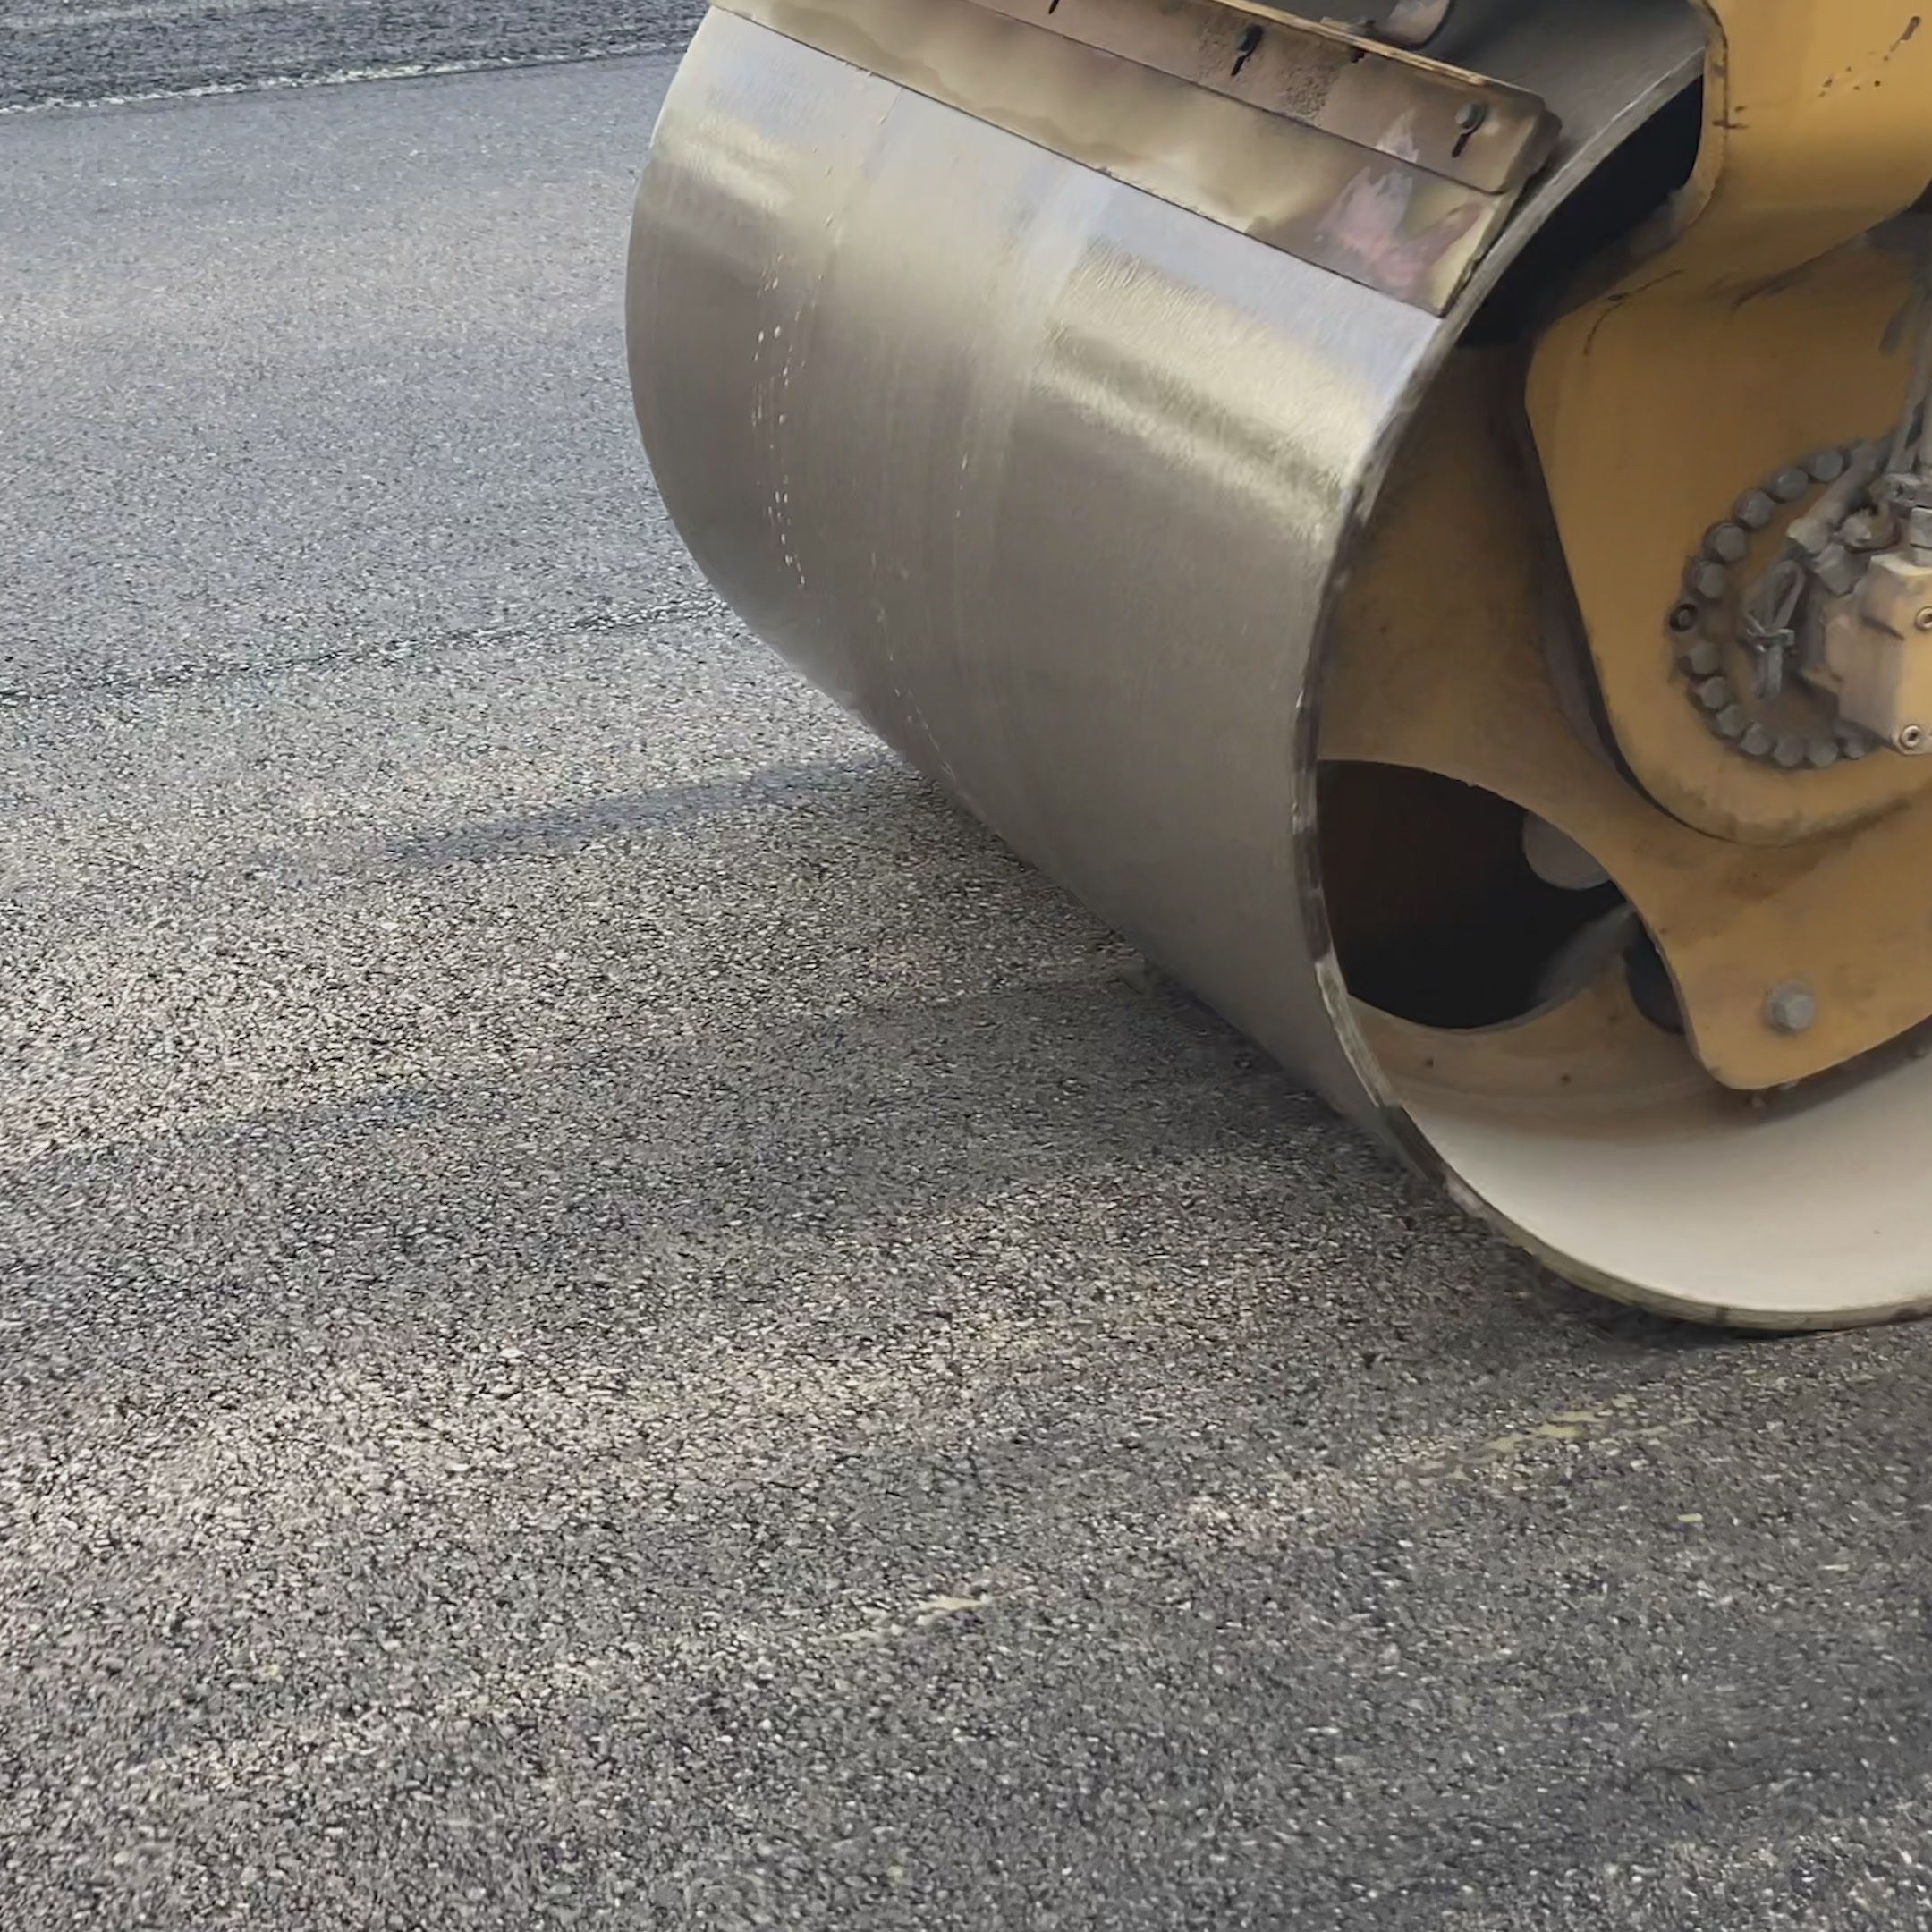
[723, 0, 1558, 312]
[1527, 0, 1932, 844]
[964, 0, 1554, 194]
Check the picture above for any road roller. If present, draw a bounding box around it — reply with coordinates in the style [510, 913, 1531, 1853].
[627, 0, 1932, 1327]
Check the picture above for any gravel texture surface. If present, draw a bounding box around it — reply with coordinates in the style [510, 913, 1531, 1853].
[6, 32, 1932, 1932]
[0, 0, 705, 109]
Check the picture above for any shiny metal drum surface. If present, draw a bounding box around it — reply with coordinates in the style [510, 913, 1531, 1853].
[630, 5, 1441, 1130]
[629, 11, 1932, 1326]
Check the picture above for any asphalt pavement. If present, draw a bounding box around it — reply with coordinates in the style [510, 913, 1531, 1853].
[1, 1, 704, 109]
[6, 20, 1932, 1932]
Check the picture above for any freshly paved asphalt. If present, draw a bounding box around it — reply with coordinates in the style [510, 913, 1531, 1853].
[5, 17, 1932, 1932]
[1, 1, 704, 109]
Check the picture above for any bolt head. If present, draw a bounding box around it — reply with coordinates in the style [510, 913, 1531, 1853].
[1765, 980, 1818, 1034]
[1706, 522, 1750, 564]
[1807, 448, 1850, 485]
[1772, 466, 1811, 504]
[1735, 490, 1777, 530]
[1843, 509, 1891, 552]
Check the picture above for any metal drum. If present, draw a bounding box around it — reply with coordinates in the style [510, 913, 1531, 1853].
[628, 4, 1932, 1326]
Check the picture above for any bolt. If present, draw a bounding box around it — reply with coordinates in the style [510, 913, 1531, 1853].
[1736, 490, 1777, 530]
[1741, 723, 1774, 758]
[1688, 561, 1730, 601]
[1806, 736, 1841, 768]
[1668, 601, 1701, 634]
[1843, 509, 1890, 552]
[1772, 466, 1811, 503]
[1901, 724, 1928, 753]
[1807, 448, 1849, 485]
[1716, 702, 1749, 739]
[1773, 732, 1806, 767]
[1765, 979, 1818, 1034]
[1682, 637, 1722, 676]
[1706, 522, 1750, 564]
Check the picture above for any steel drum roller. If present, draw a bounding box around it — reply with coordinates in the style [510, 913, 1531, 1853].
[630, 2, 1932, 1326]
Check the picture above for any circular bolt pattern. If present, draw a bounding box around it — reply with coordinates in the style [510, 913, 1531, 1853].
[1765, 979, 1818, 1034]
[1668, 445, 1868, 773]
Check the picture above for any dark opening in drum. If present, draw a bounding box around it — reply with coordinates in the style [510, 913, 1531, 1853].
[1317, 762, 1631, 1030]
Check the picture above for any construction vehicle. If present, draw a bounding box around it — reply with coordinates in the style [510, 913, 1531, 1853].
[626, 0, 1932, 1328]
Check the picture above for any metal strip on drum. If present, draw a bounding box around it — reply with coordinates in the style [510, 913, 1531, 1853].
[716, 0, 1561, 315]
